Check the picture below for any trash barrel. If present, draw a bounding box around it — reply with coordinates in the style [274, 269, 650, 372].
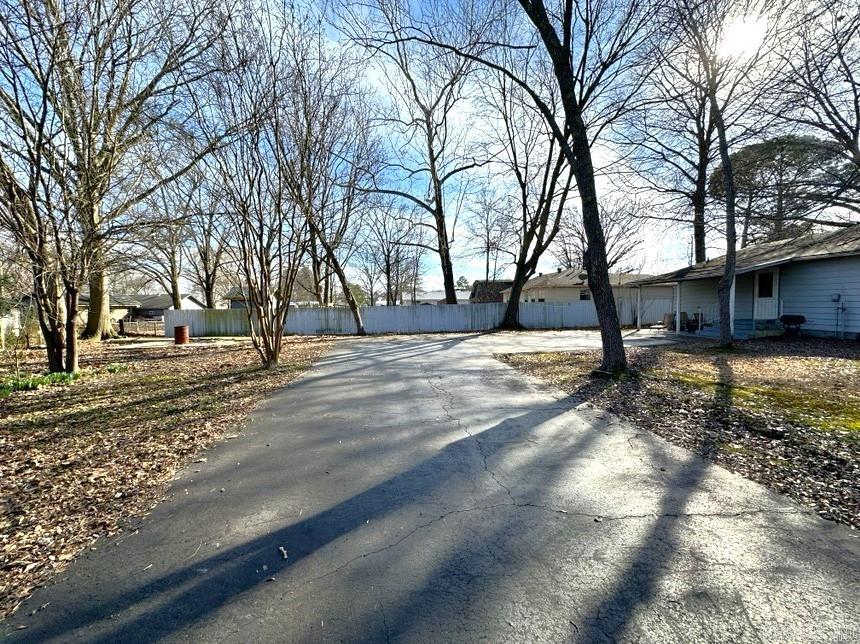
[174, 324, 190, 345]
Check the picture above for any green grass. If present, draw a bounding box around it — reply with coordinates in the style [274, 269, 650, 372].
[657, 370, 860, 432]
[0, 371, 81, 397]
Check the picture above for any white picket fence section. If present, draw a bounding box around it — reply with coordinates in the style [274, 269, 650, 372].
[165, 297, 674, 337]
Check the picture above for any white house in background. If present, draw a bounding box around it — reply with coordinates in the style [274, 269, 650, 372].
[500, 268, 674, 305]
[631, 225, 860, 340]
[131, 294, 204, 321]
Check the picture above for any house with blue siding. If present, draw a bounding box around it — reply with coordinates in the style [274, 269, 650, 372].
[632, 225, 860, 340]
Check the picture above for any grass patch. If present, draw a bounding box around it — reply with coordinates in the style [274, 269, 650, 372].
[0, 371, 81, 397]
[655, 369, 860, 432]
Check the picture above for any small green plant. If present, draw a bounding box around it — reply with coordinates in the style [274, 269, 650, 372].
[105, 362, 129, 374]
[0, 371, 80, 397]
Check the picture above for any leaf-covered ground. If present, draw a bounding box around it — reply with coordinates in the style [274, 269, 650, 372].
[0, 337, 329, 618]
[500, 337, 859, 529]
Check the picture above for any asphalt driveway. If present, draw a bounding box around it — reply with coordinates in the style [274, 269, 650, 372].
[5, 331, 859, 642]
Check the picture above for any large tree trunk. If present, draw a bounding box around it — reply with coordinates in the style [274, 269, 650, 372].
[710, 96, 737, 348]
[500, 271, 527, 329]
[82, 267, 115, 339]
[335, 269, 366, 335]
[435, 204, 457, 304]
[568, 124, 626, 372]
[171, 277, 182, 310]
[33, 274, 65, 373]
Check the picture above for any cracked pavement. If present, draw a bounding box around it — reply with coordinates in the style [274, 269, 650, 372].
[4, 331, 859, 643]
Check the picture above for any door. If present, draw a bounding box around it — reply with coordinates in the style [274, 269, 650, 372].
[754, 268, 779, 320]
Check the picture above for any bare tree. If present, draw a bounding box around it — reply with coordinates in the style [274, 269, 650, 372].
[183, 170, 231, 308]
[213, 3, 309, 368]
[128, 180, 192, 309]
[464, 186, 512, 282]
[552, 199, 645, 272]
[0, 0, 230, 339]
[673, 0, 783, 346]
[282, 19, 378, 334]
[359, 202, 425, 305]
[0, 10, 90, 372]
[388, 0, 660, 369]
[618, 41, 717, 263]
[479, 60, 576, 328]
[774, 0, 860, 214]
[344, 0, 491, 304]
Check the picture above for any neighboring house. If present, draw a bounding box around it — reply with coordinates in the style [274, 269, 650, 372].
[469, 280, 514, 303]
[412, 290, 473, 305]
[500, 268, 673, 304]
[132, 294, 205, 321]
[224, 287, 249, 309]
[632, 225, 860, 339]
[224, 286, 324, 309]
[77, 293, 141, 326]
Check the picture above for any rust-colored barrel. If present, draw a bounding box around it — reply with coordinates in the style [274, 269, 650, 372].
[174, 324, 190, 345]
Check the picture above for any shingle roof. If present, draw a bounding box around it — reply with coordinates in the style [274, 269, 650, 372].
[79, 293, 141, 308]
[632, 225, 860, 285]
[469, 280, 515, 303]
[135, 294, 202, 310]
[224, 286, 246, 299]
[500, 269, 654, 294]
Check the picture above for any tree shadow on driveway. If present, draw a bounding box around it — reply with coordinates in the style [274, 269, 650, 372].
[8, 346, 858, 643]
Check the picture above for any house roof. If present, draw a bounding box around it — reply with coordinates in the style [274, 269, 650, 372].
[469, 280, 515, 303]
[632, 225, 860, 285]
[79, 293, 141, 308]
[500, 269, 654, 294]
[135, 294, 202, 310]
[224, 286, 245, 300]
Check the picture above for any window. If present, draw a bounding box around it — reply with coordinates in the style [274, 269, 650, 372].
[757, 272, 774, 298]
[538, 298, 545, 303]
[579, 289, 591, 301]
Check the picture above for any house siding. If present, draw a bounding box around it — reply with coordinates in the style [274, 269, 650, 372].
[511, 285, 673, 304]
[734, 273, 755, 319]
[679, 278, 720, 321]
[780, 256, 860, 337]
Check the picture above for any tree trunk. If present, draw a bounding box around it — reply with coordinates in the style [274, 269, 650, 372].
[64, 287, 79, 373]
[204, 283, 216, 309]
[33, 274, 65, 373]
[171, 278, 182, 310]
[82, 267, 115, 339]
[337, 273, 366, 335]
[519, 0, 626, 373]
[436, 205, 457, 304]
[500, 272, 526, 329]
[570, 124, 626, 372]
[710, 96, 736, 348]
[692, 167, 708, 263]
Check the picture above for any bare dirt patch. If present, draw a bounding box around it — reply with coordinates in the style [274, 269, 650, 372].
[500, 337, 859, 529]
[0, 337, 329, 618]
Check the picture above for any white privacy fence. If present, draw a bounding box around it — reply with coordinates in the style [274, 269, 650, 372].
[165, 297, 673, 337]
